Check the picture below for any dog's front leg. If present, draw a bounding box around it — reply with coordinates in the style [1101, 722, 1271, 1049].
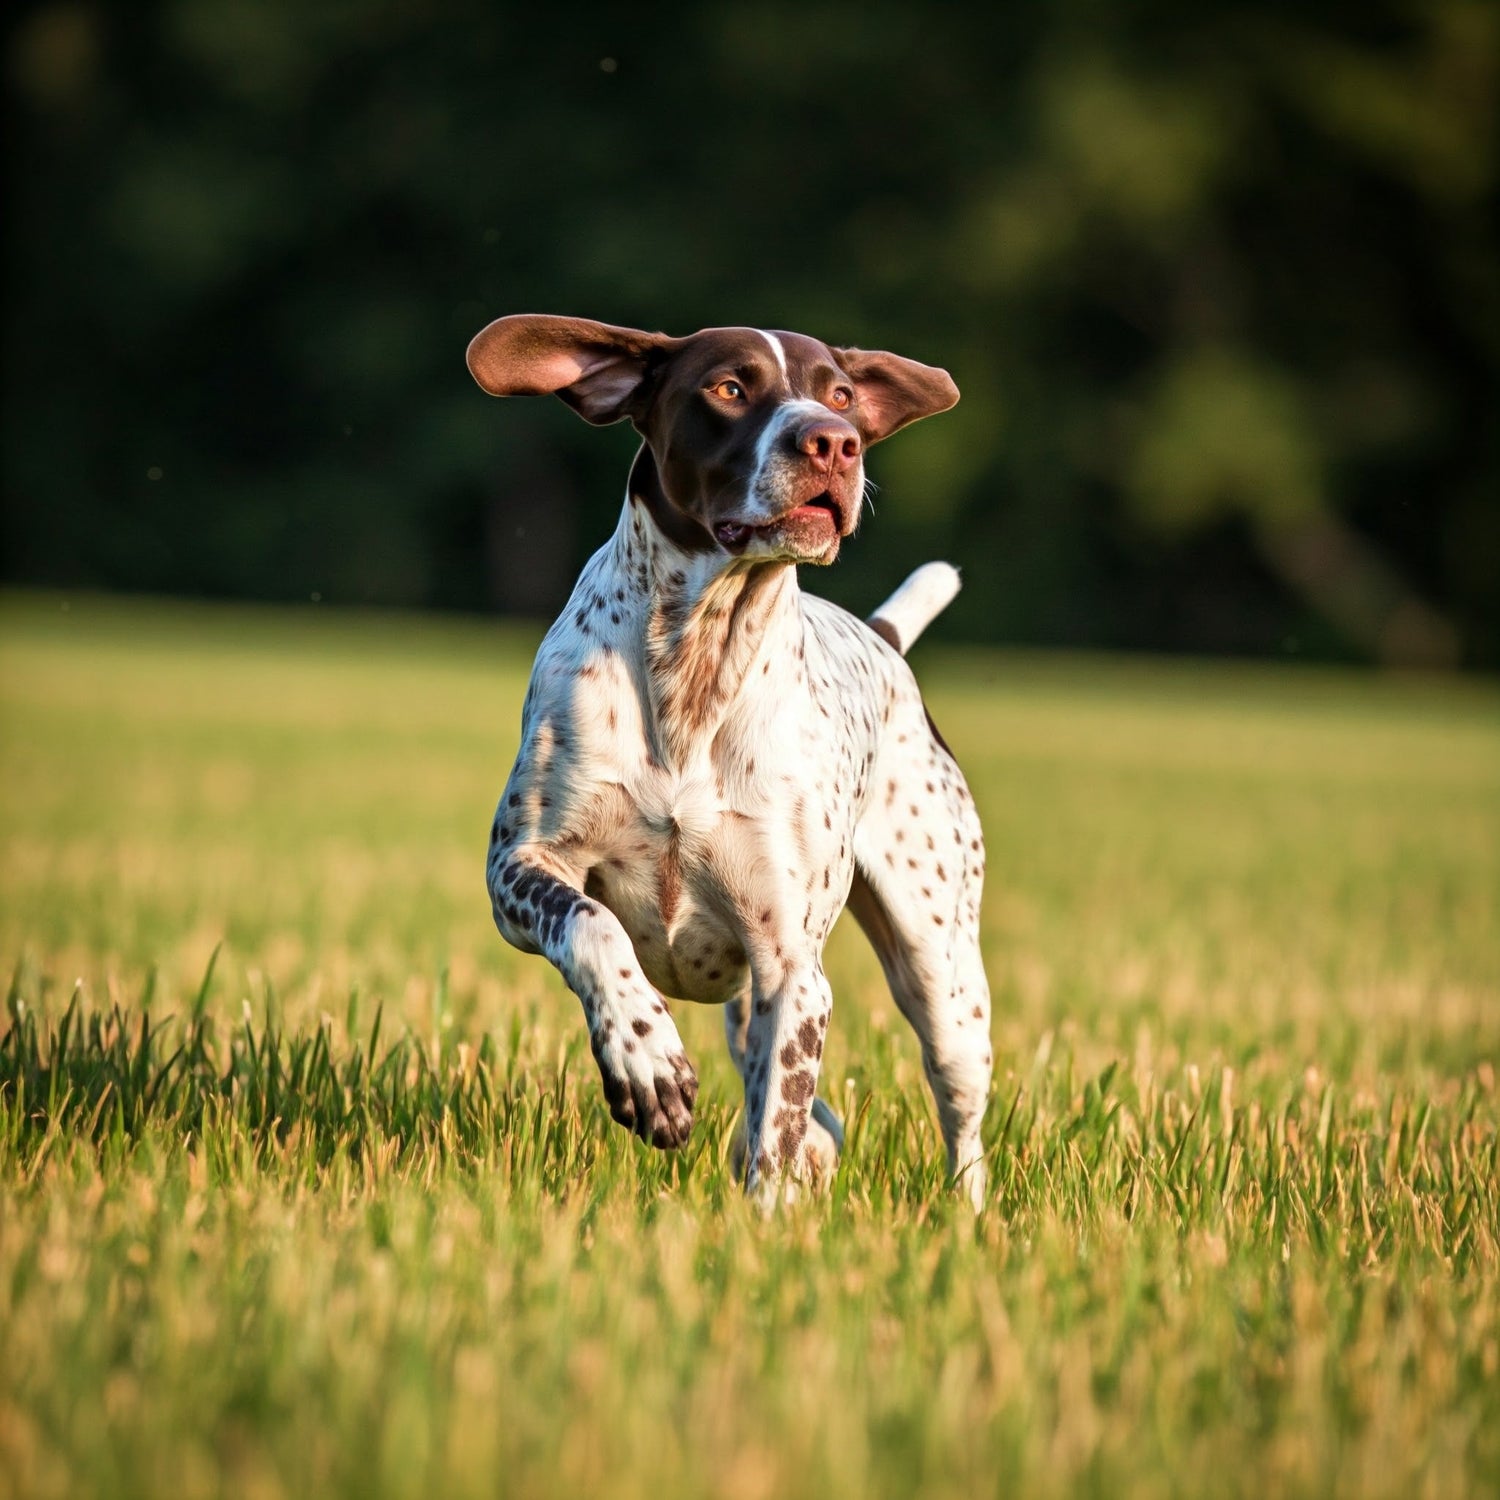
[490, 850, 698, 1148]
[740, 960, 834, 1203]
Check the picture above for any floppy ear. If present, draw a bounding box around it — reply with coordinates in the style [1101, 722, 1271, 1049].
[466, 314, 681, 426]
[833, 347, 960, 443]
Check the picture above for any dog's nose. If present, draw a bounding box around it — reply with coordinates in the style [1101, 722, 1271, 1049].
[796, 418, 861, 474]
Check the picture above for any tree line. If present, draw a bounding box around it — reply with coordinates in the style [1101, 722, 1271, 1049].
[5, 1, 1495, 665]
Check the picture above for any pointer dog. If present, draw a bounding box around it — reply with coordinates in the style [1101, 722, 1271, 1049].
[470, 316, 991, 1206]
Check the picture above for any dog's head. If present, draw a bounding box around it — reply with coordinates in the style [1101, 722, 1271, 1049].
[466, 315, 958, 566]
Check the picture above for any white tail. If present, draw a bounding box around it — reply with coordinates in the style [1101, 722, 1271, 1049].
[867, 562, 961, 656]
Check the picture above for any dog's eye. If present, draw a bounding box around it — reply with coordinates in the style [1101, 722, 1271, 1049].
[710, 379, 746, 402]
[829, 386, 853, 411]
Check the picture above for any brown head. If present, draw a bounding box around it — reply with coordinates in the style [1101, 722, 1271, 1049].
[466, 315, 959, 566]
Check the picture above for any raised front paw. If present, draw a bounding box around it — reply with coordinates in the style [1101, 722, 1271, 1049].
[589, 1016, 699, 1149]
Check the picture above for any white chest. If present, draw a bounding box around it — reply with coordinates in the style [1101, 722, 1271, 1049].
[504, 570, 881, 1003]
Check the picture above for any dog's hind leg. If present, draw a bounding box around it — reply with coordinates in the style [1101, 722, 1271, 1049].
[723, 992, 843, 1188]
[846, 860, 991, 1207]
[847, 733, 992, 1208]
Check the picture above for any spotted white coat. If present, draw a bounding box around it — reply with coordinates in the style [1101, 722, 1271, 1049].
[471, 316, 992, 1206]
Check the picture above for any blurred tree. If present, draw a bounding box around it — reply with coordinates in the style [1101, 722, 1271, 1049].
[3, 0, 1496, 664]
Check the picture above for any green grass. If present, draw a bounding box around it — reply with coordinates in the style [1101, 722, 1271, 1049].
[1, 590, 1498, 1500]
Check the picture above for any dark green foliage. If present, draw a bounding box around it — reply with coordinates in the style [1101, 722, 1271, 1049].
[4, 1, 1496, 662]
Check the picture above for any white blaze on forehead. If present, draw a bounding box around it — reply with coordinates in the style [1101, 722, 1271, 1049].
[758, 330, 789, 381]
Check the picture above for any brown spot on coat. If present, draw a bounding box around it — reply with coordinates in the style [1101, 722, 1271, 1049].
[781, 1070, 815, 1105]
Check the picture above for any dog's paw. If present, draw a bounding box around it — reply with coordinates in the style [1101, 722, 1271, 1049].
[590, 1016, 698, 1149]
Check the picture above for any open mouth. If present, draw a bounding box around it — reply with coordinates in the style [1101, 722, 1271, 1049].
[714, 492, 844, 553]
[790, 492, 843, 529]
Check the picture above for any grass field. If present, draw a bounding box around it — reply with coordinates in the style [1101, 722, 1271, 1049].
[2, 590, 1498, 1500]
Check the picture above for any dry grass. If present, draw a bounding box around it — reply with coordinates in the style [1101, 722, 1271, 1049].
[1, 591, 1497, 1500]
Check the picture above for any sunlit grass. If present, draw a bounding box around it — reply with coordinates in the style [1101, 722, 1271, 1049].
[1, 591, 1498, 1499]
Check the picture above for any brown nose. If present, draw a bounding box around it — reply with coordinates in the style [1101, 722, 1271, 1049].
[795, 417, 861, 474]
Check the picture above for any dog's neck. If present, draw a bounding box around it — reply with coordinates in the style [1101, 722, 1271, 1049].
[610, 456, 804, 767]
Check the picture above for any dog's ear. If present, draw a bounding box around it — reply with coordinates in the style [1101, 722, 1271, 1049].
[467, 315, 681, 426]
[832, 347, 960, 444]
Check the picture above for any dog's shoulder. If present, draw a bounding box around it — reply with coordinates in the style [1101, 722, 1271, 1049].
[802, 593, 911, 696]
[520, 548, 635, 713]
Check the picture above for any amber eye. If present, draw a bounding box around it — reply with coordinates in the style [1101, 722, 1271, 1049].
[711, 379, 746, 401]
[829, 386, 853, 411]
